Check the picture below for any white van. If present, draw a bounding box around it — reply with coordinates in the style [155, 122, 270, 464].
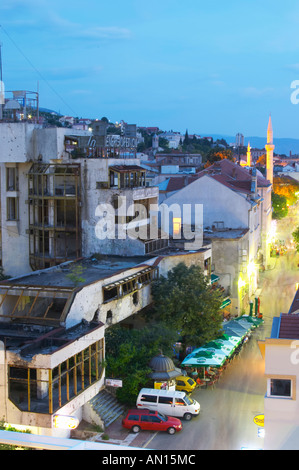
[136, 388, 200, 421]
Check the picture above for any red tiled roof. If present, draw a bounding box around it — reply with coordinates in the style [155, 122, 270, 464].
[160, 159, 270, 195]
[162, 175, 199, 192]
[279, 314, 299, 339]
[209, 174, 252, 194]
[197, 159, 271, 193]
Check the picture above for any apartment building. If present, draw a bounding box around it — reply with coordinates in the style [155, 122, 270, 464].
[0, 109, 167, 277]
[0, 121, 89, 276]
[158, 159, 272, 313]
[259, 289, 299, 450]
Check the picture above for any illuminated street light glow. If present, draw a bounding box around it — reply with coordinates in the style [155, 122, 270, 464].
[247, 261, 256, 278]
[268, 220, 277, 244]
[238, 277, 246, 290]
[53, 415, 79, 430]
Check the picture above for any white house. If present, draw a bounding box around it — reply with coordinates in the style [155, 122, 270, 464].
[259, 289, 299, 450]
[159, 159, 272, 311]
[159, 131, 183, 149]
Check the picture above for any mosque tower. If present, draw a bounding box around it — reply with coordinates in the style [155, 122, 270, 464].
[265, 115, 274, 184]
[152, 133, 159, 150]
[246, 142, 252, 166]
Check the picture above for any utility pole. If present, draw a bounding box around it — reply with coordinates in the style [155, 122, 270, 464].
[37, 80, 39, 123]
[0, 43, 3, 120]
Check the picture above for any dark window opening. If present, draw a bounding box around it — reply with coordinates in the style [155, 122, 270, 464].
[133, 292, 138, 305]
[106, 310, 113, 324]
[270, 379, 291, 397]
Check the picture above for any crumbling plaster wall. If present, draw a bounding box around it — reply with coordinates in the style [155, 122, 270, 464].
[65, 267, 152, 329]
[0, 162, 32, 277]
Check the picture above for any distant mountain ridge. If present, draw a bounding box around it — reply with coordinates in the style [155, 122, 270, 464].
[39, 107, 62, 116]
[209, 134, 299, 156]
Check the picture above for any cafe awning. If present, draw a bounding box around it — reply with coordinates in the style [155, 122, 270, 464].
[182, 349, 227, 368]
[211, 274, 220, 284]
[220, 297, 231, 309]
[204, 340, 235, 357]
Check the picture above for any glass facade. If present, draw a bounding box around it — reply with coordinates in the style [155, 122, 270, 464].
[8, 339, 104, 414]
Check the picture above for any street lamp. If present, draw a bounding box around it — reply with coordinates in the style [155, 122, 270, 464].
[52, 415, 79, 430]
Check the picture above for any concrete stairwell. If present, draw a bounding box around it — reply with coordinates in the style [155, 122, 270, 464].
[85, 389, 126, 429]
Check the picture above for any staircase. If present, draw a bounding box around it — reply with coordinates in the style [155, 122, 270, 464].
[87, 389, 126, 428]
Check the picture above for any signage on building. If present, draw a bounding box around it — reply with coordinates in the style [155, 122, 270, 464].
[253, 414, 264, 427]
[105, 378, 123, 388]
[106, 135, 137, 148]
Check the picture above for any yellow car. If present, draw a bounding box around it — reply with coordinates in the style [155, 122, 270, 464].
[175, 375, 197, 393]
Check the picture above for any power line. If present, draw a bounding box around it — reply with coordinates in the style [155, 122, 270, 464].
[0, 24, 79, 116]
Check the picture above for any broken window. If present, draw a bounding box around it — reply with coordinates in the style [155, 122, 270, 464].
[6, 167, 18, 191]
[102, 267, 158, 303]
[6, 197, 18, 221]
[8, 339, 104, 414]
[0, 287, 73, 326]
[27, 163, 81, 270]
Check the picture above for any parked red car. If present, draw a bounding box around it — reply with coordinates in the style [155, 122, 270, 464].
[122, 409, 183, 435]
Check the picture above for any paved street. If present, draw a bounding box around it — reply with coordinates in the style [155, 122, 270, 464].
[143, 214, 299, 451]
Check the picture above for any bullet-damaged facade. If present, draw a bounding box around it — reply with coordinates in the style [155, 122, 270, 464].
[0, 118, 166, 278]
[0, 247, 211, 437]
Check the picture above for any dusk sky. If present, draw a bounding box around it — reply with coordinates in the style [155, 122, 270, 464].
[1, 0, 299, 138]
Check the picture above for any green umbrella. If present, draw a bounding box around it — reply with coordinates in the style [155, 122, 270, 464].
[235, 318, 255, 331]
[204, 341, 233, 358]
[212, 338, 236, 356]
[221, 328, 244, 345]
[238, 315, 263, 327]
[182, 349, 226, 368]
[223, 321, 249, 337]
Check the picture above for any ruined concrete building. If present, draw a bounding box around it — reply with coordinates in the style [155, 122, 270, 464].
[0, 250, 211, 437]
[0, 109, 168, 277]
[0, 93, 213, 437]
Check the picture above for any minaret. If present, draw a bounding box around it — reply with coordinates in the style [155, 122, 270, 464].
[152, 133, 159, 150]
[247, 142, 252, 166]
[265, 115, 274, 184]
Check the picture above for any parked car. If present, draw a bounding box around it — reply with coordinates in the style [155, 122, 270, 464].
[175, 375, 197, 393]
[136, 388, 200, 420]
[122, 408, 183, 435]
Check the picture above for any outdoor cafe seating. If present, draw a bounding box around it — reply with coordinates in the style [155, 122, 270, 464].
[180, 315, 264, 390]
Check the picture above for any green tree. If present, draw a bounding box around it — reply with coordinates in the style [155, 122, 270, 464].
[105, 323, 178, 405]
[184, 129, 190, 145]
[151, 263, 224, 349]
[66, 264, 86, 287]
[158, 137, 170, 151]
[204, 146, 233, 166]
[272, 192, 288, 219]
[292, 226, 299, 253]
